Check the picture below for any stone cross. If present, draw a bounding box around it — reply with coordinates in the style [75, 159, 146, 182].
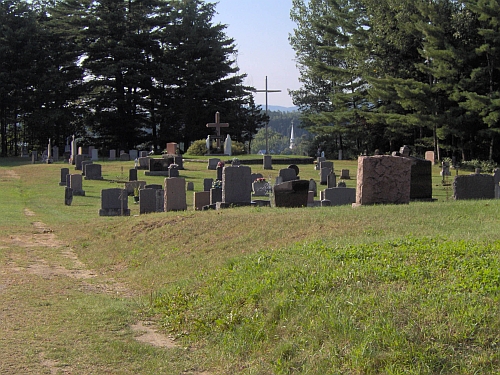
[206, 112, 229, 151]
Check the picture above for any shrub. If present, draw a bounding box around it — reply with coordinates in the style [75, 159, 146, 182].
[185, 140, 207, 156]
[460, 159, 497, 173]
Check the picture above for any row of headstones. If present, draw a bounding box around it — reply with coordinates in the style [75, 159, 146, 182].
[207, 155, 273, 171]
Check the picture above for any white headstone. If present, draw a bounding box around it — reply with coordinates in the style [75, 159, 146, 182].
[224, 135, 232, 156]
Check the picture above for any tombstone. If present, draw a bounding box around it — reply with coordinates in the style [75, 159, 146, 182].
[440, 161, 451, 177]
[279, 168, 297, 182]
[194, 191, 211, 210]
[309, 179, 317, 197]
[222, 165, 252, 205]
[273, 180, 310, 208]
[355, 155, 412, 205]
[59, 168, 69, 186]
[70, 136, 77, 165]
[146, 158, 170, 176]
[203, 178, 214, 192]
[307, 191, 315, 205]
[66, 173, 71, 188]
[74, 154, 84, 171]
[173, 155, 184, 170]
[231, 158, 241, 166]
[187, 181, 194, 191]
[320, 168, 330, 185]
[139, 151, 148, 158]
[327, 172, 336, 188]
[340, 169, 350, 179]
[166, 142, 178, 155]
[69, 174, 85, 196]
[64, 187, 73, 206]
[216, 165, 223, 181]
[399, 145, 410, 157]
[145, 184, 163, 190]
[425, 151, 435, 165]
[495, 169, 500, 199]
[31, 151, 37, 164]
[124, 180, 146, 196]
[129, 150, 138, 160]
[288, 164, 300, 177]
[164, 177, 187, 211]
[139, 188, 165, 214]
[263, 155, 272, 170]
[91, 148, 98, 161]
[129, 168, 138, 181]
[109, 150, 116, 161]
[84, 164, 103, 180]
[81, 160, 92, 175]
[78, 146, 83, 155]
[210, 187, 222, 205]
[338, 150, 342, 160]
[168, 164, 180, 178]
[321, 199, 332, 207]
[409, 157, 433, 200]
[120, 153, 130, 161]
[453, 174, 495, 200]
[251, 173, 264, 182]
[252, 178, 269, 197]
[52, 146, 59, 162]
[99, 188, 130, 216]
[321, 187, 356, 206]
[224, 135, 232, 156]
[207, 158, 220, 170]
[138, 157, 150, 170]
[315, 157, 326, 170]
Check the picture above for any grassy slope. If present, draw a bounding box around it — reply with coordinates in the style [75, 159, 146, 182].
[1, 157, 499, 374]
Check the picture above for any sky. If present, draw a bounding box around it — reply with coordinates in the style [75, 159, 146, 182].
[212, 0, 300, 108]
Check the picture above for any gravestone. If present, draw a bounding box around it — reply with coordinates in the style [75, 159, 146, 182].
[187, 181, 194, 191]
[224, 135, 232, 156]
[399, 145, 410, 157]
[203, 178, 214, 192]
[495, 169, 500, 199]
[164, 177, 187, 211]
[120, 153, 130, 161]
[85, 164, 103, 180]
[109, 150, 116, 161]
[216, 165, 223, 181]
[319, 161, 334, 185]
[279, 168, 297, 182]
[315, 157, 326, 170]
[59, 168, 69, 186]
[340, 169, 350, 179]
[210, 187, 222, 205]
[355, 155, 412, 205]
[166, 142, 178, 155]
[64, 187, 73, 206]
[263, 155, 272, 170]
[139, 151, 148, 158]
[69, 174, 85, 196]
[273, 180, 310, 208]
[145, 184, 163, 190]
[138, 157, 150, 170]
[231, 158, 241, 166]
[251, 173, 264, 182]
[52, 146, 59, 162]
[168, 164, 180, 178]
[288, 164, 300, 177]
[139, 188, 165, 214]
[440, 161, 451, 176]
[321, 187, 356, 206]
[222, 165, 252, 205]
[327, 172, 336, 188]
[99, 188, 130, 216]
[307, 191, 314, 205]
[81, 160, 93, 176]
[207, 158, 220, 170]
[91, 148, 98, 161]
[129, 150, 138, 160]
[425, 151, 435, 165]
[31, 151, 37, 164]
[309, 179, 317, 197]
[146, 158, 170, 176]
[125, 180, 146, 196]
[194, 191, 211, 210]
[129, 168, 138, 181]
[453, 174, 495, 200]
[252, 179, 269, 197]
[409, 157, 433, 200]
[74, 154, 84, 171]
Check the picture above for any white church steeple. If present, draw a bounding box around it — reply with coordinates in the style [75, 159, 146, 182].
[289, 120, 295, 149]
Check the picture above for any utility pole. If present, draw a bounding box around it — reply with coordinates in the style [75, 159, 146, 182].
[256, 76, 281, 154]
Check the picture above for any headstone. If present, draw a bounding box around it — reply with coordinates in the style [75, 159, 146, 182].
[139, 188, 165, 214]
[129, 168, 138, 181]
[64, 187, 73, 206]
[440, 161, 451, 177]
[252, 179, 269, 197]
[120, 153, 130, 161]
[263, 155, 272, 170]
[307, 191, 314, 205]
[231, 158, 241, 166]
[203, 178, 214, 192]
[166, 142, 178, 155]
[124, 180, 146, 196]
[453, 174, 495, 200]
[194, 191, 211, 210]
[99, 188, 130, 216]
[222, 165, 252, 205]
[59, 168, 69, 186]
[327, 172, 336, 188]
[208, 158, 220, 170]
[78, 146, 83, 155]
[173, 155, 184, 170]
[216, 165, 223, 181]
[187, 181, 194, 191]
[322, 187, 356, 206]
[224, 135, 232, 156]
[139, 151, 148, 158]
[91, 148, 98, 161]
[168, 164, 180, 178]
[320, 168, 330, 185]
[75, 154, 84, 171]
[109, 150, 116, 161]
[70, 135, 77, 165]
[145, 184, 163, 190]
[425, 151, 435, 165]
[309, 179, 317, 197]
[146, 158, 170, 176]
[81, 160, 92, 175]
[355, 155, 412, 205]
[273, 180, 310, 208]
[52, 146, 59, 162]
[399, 145, 410, 157]
[495, 169, 500, 199]
[138, 157, 150, 170]
[210, 187, 222, 205]
[288, 164, 300, 177]
[164, 177, 187, 211]
[409, 157, 433, 200]
[129, 150, 138, 160]
[340, 169, 350, 179]
[69, 174, 85, 196]
[315, 157, 326, 170]
[84, 164, 103, 180]
[251, 173, 264, 182]
[31, 151, 37, 164]
[279, 168, 297, 182]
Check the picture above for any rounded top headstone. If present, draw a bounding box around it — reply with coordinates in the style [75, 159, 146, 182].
[288, 164, 299, 176]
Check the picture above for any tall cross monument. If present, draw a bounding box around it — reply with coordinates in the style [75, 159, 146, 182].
[206, 111, 229, 153]
[256, 76, 281, 154]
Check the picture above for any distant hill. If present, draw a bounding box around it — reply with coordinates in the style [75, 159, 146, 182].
[258, 105, 298, 112]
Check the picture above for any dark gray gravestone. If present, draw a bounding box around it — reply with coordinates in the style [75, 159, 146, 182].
[321, 187, 356, 206]
[59, 168, 69, 186]
[64, 187, 73, 206]
[453, 174, 495, 200]
[139, 188, 164, 214]
[129, 168, 138, 181]
[203, 178, 214, 192]
[222, 165, 252, 205]
[81, 160, 93, 176]
[69, 174, 85, 196]
[279, 168, 297, 182]
[85, 164, 103, 180]
[74, 154, 84, 171]
[273, 180, 309, 208]
[288, 164, 299, 176]
[99, 188, 130, 216]
[168, 164, 180, 178]
[210, 188, 222, 205]
[409, 157, 432, 200]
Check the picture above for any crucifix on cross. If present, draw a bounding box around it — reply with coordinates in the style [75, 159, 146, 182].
[206, 111, 229, 152]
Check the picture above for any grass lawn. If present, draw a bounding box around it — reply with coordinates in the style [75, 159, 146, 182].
[0, 155, 499, 374]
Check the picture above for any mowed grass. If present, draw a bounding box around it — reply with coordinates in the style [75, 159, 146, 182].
[0, 156, 499, 374]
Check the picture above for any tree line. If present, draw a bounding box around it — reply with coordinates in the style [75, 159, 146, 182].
[290, 0, 500, 162]
[0, 0, 267, 156]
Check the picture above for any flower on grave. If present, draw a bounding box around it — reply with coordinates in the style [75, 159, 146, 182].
[217, 161, 225, 168]
[255, 177, 266, 183]
[212, 179, 222, 189]
[231, 157, 240, 164]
